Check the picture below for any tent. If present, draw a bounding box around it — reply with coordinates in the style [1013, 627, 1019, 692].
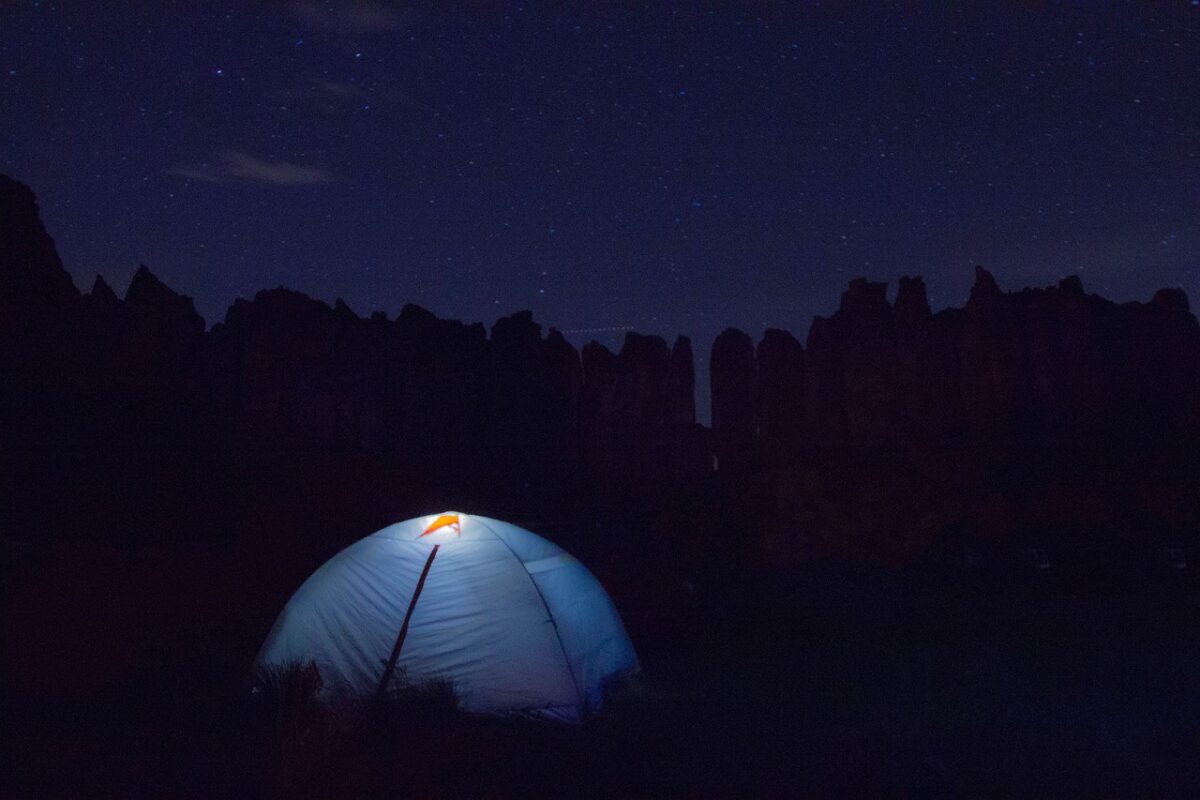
[254, 513, 639, 722]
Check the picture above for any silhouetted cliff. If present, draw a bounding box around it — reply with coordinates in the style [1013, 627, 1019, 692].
[0, 175, 709, 522]
[0, 174, 79, 377]
[712, 268, 1200, 459]
[711, 268, 1200, 564]
[3, 173, 1199, 567]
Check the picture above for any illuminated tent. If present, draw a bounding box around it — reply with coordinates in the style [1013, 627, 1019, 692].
[254, 513, 638, 722]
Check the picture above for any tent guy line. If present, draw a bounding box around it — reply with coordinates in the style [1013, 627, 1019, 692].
[377, 542, 441, 697]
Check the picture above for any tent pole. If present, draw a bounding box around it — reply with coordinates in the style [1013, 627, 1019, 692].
[376, 543, 440, 698]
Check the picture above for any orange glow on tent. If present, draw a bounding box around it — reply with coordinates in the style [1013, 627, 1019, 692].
[419, 513, 461, 538]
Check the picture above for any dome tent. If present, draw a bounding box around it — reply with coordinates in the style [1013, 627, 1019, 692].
[255, 513, 638, 722]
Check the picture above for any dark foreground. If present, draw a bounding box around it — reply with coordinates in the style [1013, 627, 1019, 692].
[4, 168, 1200, 795]
[5, 552, 1199, 799]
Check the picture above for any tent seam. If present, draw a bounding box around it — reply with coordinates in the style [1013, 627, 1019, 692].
[475, 517, 588, 712]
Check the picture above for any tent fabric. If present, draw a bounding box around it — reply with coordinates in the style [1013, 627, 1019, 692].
[254, 513, 639, 722]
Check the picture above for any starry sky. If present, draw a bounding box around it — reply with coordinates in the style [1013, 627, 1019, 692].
[2, 2, 1198, 421]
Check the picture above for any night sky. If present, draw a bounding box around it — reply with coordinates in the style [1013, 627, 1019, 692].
[3, 3, 1198, 420]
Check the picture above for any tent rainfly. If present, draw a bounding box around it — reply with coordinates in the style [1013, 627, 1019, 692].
[254, 513, 639, 722]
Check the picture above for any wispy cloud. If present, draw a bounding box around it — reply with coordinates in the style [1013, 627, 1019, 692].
[314, 79, 366, 98]
[293, 1, 411, 33]
[311, 79, 411, 105]
[168, 151, 341, 186]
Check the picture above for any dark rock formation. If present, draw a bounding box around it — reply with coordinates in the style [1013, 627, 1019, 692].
[123, 265, 206, 384]
[710, 328, 755, 472]
[753, 328, 805, 463]
[580, 332, 706, 494]
[4, 171, 1200, 569]
[0, 174, 80, 376]
[892, 276, 963, 436]
[389, 302, 490, 469]
[579, 339, 621, 479]
[668, 336, 697, 428]
[710, 267, 1200, 565]
[488, 311, 578, 486]
[717, 267, 1200, 457]
[0, 174, 78, 313]
[959, 266, 1033, 427]
[809, 278, 897, 448]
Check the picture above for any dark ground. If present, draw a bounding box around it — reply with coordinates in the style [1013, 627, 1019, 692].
[5, 535, 1200, 798]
